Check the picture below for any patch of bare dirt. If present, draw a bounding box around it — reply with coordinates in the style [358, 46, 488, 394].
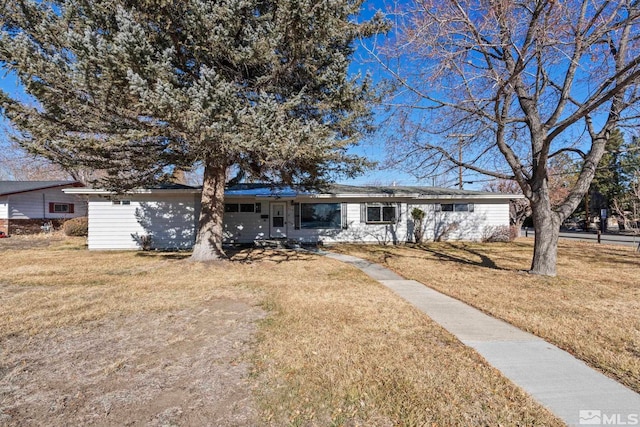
[0, 299, 265, 426]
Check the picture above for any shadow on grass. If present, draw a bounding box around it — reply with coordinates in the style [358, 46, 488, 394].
[412, 243, 511, 271]
[229, 247, 316, 264]
[134, 247, 316, 264]
[135, 251, 191, 260]
[557, 242, 640, 268]
[348, 242, 532, 272]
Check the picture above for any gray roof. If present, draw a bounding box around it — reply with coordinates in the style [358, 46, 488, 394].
[0, 181, 81, 196]
[325, 184, 496, 197]
[224, 183, 517, 199]
[64, 182, 521, 199]
[225, 183, 502, 197]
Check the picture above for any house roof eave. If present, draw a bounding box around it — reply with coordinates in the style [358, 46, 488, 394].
[1, 181, 83, 197]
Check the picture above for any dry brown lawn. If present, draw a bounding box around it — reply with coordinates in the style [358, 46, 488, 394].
[333, 239, 640, 394]
[0, 235, 562, 426]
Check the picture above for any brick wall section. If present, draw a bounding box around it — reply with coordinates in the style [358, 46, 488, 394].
[0, 219, 7, 235]
[8, 219, 65, 235]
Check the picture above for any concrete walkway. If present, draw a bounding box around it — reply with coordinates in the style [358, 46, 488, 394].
[324, 252, 640, 427]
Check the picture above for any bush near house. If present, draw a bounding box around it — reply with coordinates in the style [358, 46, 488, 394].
[63, 217, 88, 237]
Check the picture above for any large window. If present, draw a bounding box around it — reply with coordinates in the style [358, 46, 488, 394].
[366, 203, 397, 223]
[299, 203, 341, 229]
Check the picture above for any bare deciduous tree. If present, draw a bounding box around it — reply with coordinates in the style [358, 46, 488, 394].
[612, 172, 640, 234]
[374, 0, 640, 275]
[0, 138, 70, 181]
[484, 179, 531, 236]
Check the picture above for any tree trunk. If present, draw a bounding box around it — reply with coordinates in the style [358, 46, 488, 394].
[190, 159, 227, 261]
[530, 202, 561, 276]
[513, 219, 524, 238]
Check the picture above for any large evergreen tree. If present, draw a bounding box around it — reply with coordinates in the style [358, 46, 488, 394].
[589, 129, 626, 215]
[0, 0, 381, 260]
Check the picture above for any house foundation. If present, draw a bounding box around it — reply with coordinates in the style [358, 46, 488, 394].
[0, 218, 8, 235]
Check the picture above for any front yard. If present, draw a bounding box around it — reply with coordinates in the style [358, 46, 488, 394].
[335, 239, 640, 394]
[0, 235, 560, 426]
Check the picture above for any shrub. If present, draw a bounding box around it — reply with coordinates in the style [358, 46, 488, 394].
[481, 225, 512, 243]
[132, 233, 153, 250]
[63, 217, 88, 237]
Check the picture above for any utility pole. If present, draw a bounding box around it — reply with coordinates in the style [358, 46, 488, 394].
[448, 134, 473, 190]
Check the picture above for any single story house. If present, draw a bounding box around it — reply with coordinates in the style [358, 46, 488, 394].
[0, 181, 87, 235]
[63, 183, 520, 250]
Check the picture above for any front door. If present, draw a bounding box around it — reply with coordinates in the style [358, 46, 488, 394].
[270, 202, 287, 238]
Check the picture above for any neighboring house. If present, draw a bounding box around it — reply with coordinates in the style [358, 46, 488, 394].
[0, 181, 87, 235]
[64, 183, 520, 250]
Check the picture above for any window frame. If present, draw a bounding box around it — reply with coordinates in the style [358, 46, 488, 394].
[49, 202, 74, 213]
[365, 203, 397, 224]
[225, 202, 259, 213]
[239, 203, 255, 213]
[295, 203, 342, 230]
[439, 203, 474, 213]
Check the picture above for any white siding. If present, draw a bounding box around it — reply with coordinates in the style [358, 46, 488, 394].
[286, 200, 409, 244]
[408, 201, 510, 242]
[221, 199, 509, 244]
[0, 197, 8, 219]
[223, 200, 269, 242]
[85, 193, 512, 249]
[8, 187, 87, 220]
[88, 194, 198, 250]
[220, 200, 409, 244]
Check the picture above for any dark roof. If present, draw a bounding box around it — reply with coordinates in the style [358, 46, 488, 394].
[146, 183, 201, 190]
[325, 184, 495, 197]
[64, 182, 519, 199]
[224, 183, 500, 197]
[0, 181, 82, 196]
[225, 183, 304, 197]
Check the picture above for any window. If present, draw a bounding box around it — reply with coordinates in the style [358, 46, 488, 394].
[297, 203, 341, 229]
[240, 203, 255, 212]
[440, 203, 474, 212]
[225, 203, 258, 213]
[366, 203, 397, 223]
[49, 203, 74, 213]
[112, 200, 130, 206]
[224, 203, 239, 213]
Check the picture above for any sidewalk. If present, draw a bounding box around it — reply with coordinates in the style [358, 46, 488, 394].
[324, 252, 640, 427]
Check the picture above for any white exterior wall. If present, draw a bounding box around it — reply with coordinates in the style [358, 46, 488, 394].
[7, 188, 87, 220]
[84, 193, 512, 249]
[286, 200, 409, 244]
[88, 194, 198, 250]
[223, 200, 269, 242]
[0, 197, 8, 219]
[408, 201, 510, 242]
